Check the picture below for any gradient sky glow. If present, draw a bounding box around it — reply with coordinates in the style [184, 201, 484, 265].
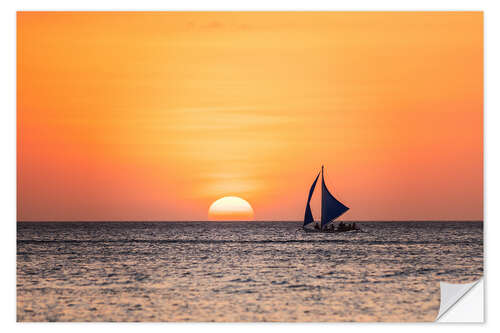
[17, 12, 483, 221]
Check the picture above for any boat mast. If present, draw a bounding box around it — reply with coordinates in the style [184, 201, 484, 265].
[321, 165, 324, 230]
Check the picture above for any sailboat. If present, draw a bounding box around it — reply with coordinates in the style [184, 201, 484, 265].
[303, 165, 357, 233]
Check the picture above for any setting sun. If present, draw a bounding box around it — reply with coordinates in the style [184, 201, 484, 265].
[208, 196, 254, 221]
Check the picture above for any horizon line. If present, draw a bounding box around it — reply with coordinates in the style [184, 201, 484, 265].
[17, 219, 484, 223]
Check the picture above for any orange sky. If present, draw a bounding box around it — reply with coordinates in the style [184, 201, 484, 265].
[17, 12, 483, 221]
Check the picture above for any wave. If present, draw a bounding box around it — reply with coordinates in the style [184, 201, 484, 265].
[17, 239, 481, 245]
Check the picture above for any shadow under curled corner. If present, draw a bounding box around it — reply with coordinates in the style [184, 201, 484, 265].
[436, 278, 483, 322]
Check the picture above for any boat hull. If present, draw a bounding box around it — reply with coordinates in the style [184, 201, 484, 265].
[302, 227, 361, 233]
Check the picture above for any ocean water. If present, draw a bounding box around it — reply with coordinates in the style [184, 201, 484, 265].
[17, 221, 483, 322]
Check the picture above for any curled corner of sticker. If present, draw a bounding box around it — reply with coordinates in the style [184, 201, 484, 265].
[436, 278, 483, 322]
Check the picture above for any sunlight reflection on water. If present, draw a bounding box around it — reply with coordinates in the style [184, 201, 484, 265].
[17, 221, 483, 322]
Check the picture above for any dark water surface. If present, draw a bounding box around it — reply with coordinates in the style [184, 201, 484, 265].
[17, 221, 483, 322]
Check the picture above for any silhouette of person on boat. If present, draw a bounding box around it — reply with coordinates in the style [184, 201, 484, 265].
[310, 221, 360, 232]
[332, 221, 359, 232]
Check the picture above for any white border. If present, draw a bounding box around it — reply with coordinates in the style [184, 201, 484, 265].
[3, 0, 497, 331]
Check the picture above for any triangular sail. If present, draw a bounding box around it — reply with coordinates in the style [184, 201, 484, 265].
[303, 172, 320, 226]
[321, 167, 349, 228]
